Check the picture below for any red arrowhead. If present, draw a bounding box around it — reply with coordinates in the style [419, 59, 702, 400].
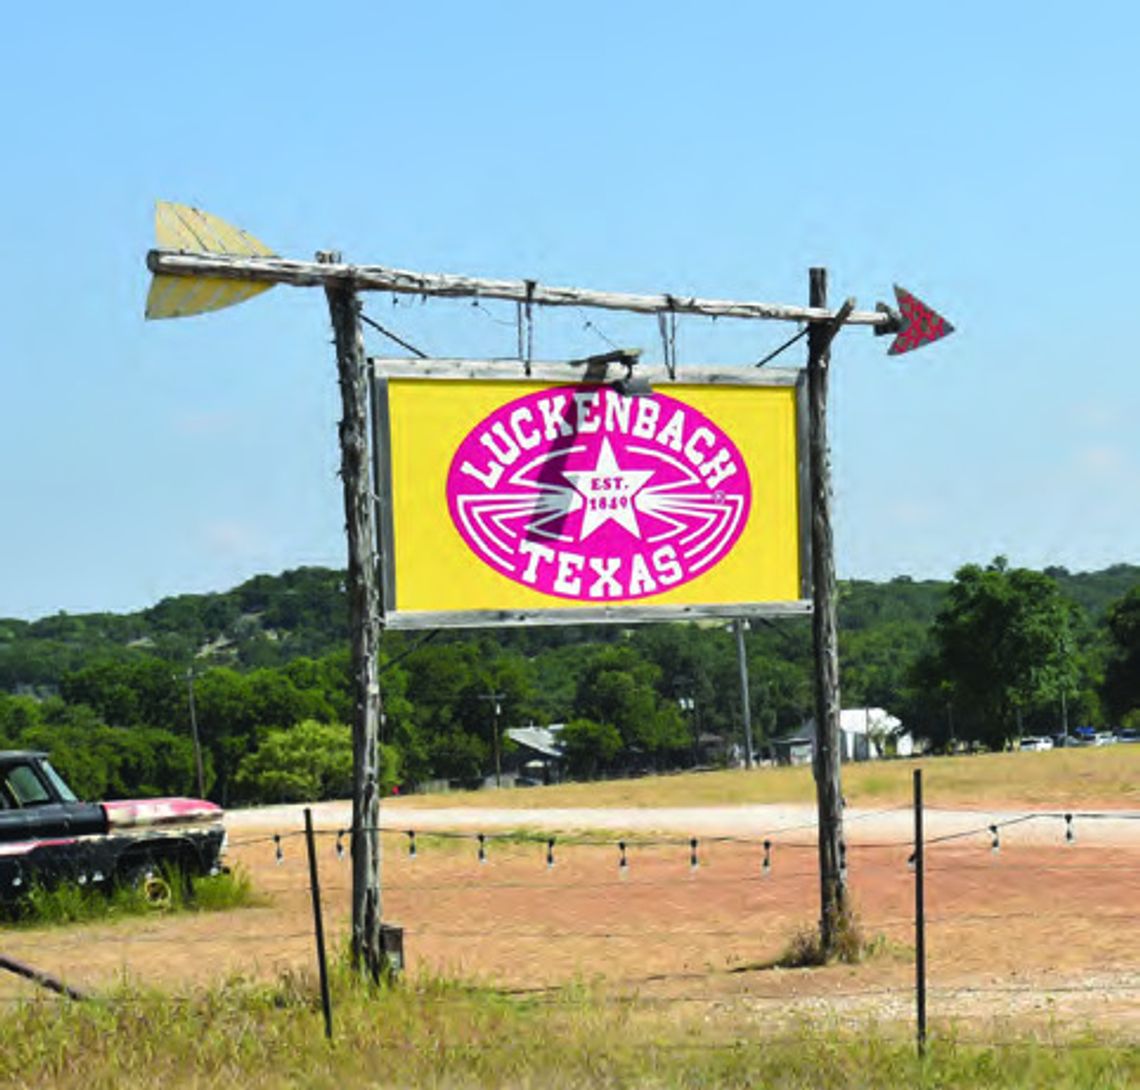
[888, 285, 954, 356]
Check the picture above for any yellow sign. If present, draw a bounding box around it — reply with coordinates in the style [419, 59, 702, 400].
[379, 364, 807, 626]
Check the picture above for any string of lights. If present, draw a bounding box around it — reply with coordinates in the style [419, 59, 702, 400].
[227, 803, 1133, 877]
[4, 828, 1134, 1036]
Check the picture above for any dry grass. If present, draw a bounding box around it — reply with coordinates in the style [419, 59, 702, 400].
[1, 973, 1137, 1090]
[5, 752, 1136, 1087]
[389, 746, 1140, 812]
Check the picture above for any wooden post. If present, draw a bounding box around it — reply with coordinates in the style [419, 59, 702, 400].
[807, 266, 848, 954]
[322, 253, 386, 981]
[913, 768, 927, 1057]
[0, 955, 86, 1001]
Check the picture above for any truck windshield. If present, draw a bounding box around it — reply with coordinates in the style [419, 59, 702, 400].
[39, 760, 78, 803]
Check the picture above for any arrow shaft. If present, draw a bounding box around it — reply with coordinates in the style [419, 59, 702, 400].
[147, 249, 891, 328]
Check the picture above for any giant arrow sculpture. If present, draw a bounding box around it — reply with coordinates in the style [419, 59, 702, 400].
[145, 202, 953, 356]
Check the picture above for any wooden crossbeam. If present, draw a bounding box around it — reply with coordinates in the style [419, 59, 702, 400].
[147, 249, 887, 328]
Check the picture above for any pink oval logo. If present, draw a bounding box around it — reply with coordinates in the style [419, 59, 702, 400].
[446, 386, 751, 602]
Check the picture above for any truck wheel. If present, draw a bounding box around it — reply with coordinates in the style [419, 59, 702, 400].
[119, 862, 174, 909]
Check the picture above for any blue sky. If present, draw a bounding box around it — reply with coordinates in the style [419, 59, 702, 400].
[1, 2, 1136, 620]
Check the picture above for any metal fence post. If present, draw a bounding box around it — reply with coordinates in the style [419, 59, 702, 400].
[304, 807, 334, 1041]
[913, 768, 927, 1058]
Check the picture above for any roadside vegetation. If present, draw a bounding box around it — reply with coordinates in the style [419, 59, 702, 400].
[0, 972, 1135, 1090]
[0, 561, 1137, 810]
[0, 867, 259, 928]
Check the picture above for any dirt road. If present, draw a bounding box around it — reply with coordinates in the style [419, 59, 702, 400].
[3, 800, 1136, 1040]
[227, 798, 1140, 847]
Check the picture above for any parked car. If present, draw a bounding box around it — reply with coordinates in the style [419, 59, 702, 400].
[1116, 728, 1140, 744]
[1094, 731, 1117, 746]
[1018, 736, 1054, 752]
[0, 750, 226, 904]
[1071, 726, 1097, 746]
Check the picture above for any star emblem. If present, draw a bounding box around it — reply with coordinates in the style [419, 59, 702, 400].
[562, 438, 655, 540]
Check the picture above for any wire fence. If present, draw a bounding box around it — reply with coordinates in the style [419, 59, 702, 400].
[1, 799, 1138, 1054]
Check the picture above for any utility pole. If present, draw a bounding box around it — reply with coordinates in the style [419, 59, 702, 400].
[323, 252, 386, 981]
[183, 667, 206, 799]
[734, 619, 755, 769]
[1058, 632, 1071, 744]
[807, 267, 852, 954]
[676, 694, 697, 765]
[479, 691, 506, 787]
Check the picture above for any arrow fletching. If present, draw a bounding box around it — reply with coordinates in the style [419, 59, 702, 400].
[146, 202, 276, 320]
[887, 285, 954, 355]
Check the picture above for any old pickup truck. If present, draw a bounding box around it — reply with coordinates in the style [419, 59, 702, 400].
[0, 750, 226, 903]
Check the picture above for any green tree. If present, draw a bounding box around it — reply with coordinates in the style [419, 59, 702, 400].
[560, 717, 622, 778]
[529, 640, 615, 725]
[1103, 586, 1140, 721]
[0, 693, 44, 744]
[428, 729, 487, 783]
[400, 639, 537, 781]
[572, 645, 689, 765]
[912, 558, 1081, 748]
[748, 652, 813, 748]
[233, 719, 395, 804]
[10, 698, 202, 800]
[840, 621, 927, 711]
[631, 624, 735, 743]
[283, 653, 352, 723]
[60, 656, 183, 728]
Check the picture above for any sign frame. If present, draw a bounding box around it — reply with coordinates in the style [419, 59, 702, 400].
[369, 358, 812, 629]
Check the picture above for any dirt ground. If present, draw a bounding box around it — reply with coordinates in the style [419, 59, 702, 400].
[2, 803, 1137, 1040]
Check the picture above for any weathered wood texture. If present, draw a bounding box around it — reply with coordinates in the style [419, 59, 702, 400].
[149, 249, 889, 328]
[371, 358, 803, 386]
[383, 600, 812, 631]
[324, 264, 386, 980]
[807, 267, 848, 953]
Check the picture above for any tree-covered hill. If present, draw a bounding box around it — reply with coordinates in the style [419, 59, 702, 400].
[0, 569, 911, 690]
[1044, 563, 1140, 619]
[0, 568, 348, 690]
[4, 564, 1136, 695]
[1, 561, 1136, 805]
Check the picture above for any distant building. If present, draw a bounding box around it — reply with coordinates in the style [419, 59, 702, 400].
[503, 723, 565, 786]
[773, 708, 914, 766]
[11, 683, 59, 702]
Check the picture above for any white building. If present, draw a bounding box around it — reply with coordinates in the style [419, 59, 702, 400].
[775, 707, 914, 765]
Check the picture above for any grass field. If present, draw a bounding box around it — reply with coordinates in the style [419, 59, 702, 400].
[3, 747, 1137, 1088]
[2, 975, 1138, 1089]
[391, 746, 1140, 811]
